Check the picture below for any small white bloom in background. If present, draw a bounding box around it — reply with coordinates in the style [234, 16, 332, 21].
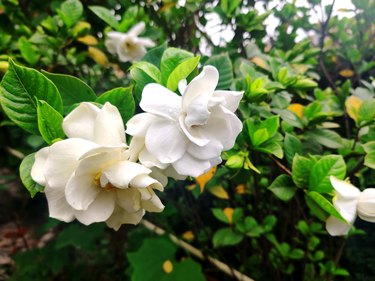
[357, 188, 375, 223]
[31, 102, 164, 230]
[126, 65, 243, 178]
[105, 22, 155, 63]
[325, 176, 360, 236]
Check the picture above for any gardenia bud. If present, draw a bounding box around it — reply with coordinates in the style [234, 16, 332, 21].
[225, 154, 244, 169]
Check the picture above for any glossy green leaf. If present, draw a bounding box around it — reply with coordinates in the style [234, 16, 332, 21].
[305, 128, 343, 149]
[284, 133, 302, 165]
[130, 62, 162, 102]
[268, 174, 297, 201]
[309, 155, 346, 193]
[58, 0, 83, 27]
[0, 60, 62, 135]
[258, 115, 279, 138]
[96, 87, 135, 124]
[252, 128, 269, 146]
[307, 191, 346, 222]
[89, 6, 119, 30]
[37, 100, 65, 144]
[142, 42, 168, 68]
[166, 56, 200, 92]
[292, 154, 314, 188]
[213, 227, 243, 248]
[161, 48, 193, 85]
[19, 153, 44, 197]
[42, 71, 96, 114]
[205, 53, 233, 89]
[358, 99, 375, 126]
[256, 141, 284, 159]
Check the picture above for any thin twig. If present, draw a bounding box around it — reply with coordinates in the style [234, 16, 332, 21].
[141, 220, 255, 281]
[268, 155, 292, 176]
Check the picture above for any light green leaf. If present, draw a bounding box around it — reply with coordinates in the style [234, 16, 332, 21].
[309, 155, 346, 193]
[268, 174, 297, 201]
[364, 152, 375, 169]
[89, 6, 119, 30]
[42, 71, 96, 114]
[256, 141, 284, 159]
[96, 87, 135, 124]
[130, 61, 161, 84]
[252, 128, 269, 147]
[18, 37, 40, 65]
[284, 133, 302, 165]
[0, 60, 62, 135]
[305, 128, 343, 149]
[272, 108, 303, 128]
[205, 53, 233, 89]
[258, 115, 279, 138]
[58, 0, 83, 27]
[19, 153, 44, 197]
[37, 99, 65, 144]
[213, 227, 243, 248]
[358, 99, 375, 126]
[166, 56, 200, 92]
[161, 48, 193, 85]
[292, 154, 314, 188]
[307, 191, 346, 222]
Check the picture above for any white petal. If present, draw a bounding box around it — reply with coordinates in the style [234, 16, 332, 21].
[63, 102, 100, 141]
[128, 22, 145, 36]
[139, 148, 169, 169]
[127, 137, 145, 162]
[105, 38, 119, 55]
[116, 188, 141, 213]
[333, 197, 358, 224]
[357, 188, 375, 223]
[101, 160, 151, 189]
[162, 165, 187, 180]
[76, 149, 122, 176]
[140, 83, 182, 120]
[75, 191, 115, 225]
[44, 186, 75, 222]
[107, 31, 126, 40]
[138, 38, 155, 48]
[126, 113, 155, 137]
[330, 176, 361, 199]
[178, 79, 187, 95]
[179, 115, 210, 147]
[106, 207, 145, 230]
[141, 189, 164, 212]
[172, 153, 211, 177]
[145, 119, 189, 163]
[31, 147, 49, 186]
[93, 102, 126, 146]
[130, 174, 163, 191]
[212, 90, 243, 112]
[65, 173, 101, 211]
[138, 187, 152, 201]
[44, 138, 97, 189]
[149, 168, 168, 188]
[188, 141, 223, 160]
[326, 216, 352, 236]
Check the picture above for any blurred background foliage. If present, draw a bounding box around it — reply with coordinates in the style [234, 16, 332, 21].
[0, 0, 374, 280]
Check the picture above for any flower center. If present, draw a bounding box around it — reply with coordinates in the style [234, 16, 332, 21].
[94, 172, 115, 192]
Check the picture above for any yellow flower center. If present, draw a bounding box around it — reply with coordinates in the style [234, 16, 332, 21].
[94, 172, 115, 192]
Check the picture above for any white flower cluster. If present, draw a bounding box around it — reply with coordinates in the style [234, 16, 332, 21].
[31, 66, 243, 230]
[326, 176, 375, 236]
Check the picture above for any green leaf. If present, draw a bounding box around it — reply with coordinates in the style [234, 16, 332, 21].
[89, 6, 119, 30]
[305, 128, 343, 149]
[161, 48, 193, 85]
[211, 208, 229, 224]
[213, 227, 243, 247]
[293, 78, 317, 89]
[292, 154, 314, 188]
[205, 53, 233, 89]
[309, 155, 346, 193]
[18, 37, 40, 65]
[58, 0, 83, 27]
[307, 191, 346, 222]
[42, 71, 96, 114]
[0, 60, 62, 135]
[166, 56, 200, 92]
[258, 115, 279, 138]
[164, 259, 205, 281]
[272, 108, 303, 128]
[358, 99, 375, 126]
[289, 249, 305, 259]
[284, 133, 302, 165]
[130, 61, 161, 84]
[252, 128, 269, 146]
[19, 153, 44, 197]
[37, 100, 65, 144]
[364, 152, 375, 169]
[142, 42, 168, 68]
[268, 174, 297, 201]
[256, 141, 284, 159]
[96, 87, 135, 124]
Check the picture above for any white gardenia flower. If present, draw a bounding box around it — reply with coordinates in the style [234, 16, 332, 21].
[126, 65, 243, 178]
[357, 188, 375, 222]
[105, 22, 155, 63]
[31, 102, 164, 230]
[325, 176, 360, 236]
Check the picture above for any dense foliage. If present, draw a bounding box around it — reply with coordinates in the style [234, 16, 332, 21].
[0, 0, 374, 280]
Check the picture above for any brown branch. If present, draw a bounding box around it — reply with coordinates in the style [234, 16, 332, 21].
[268, 154, 292, 176]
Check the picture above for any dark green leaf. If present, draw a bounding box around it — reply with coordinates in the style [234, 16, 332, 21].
[284, 133, 302, 165]
[213, 227, 243, 247]
[161, 48, 193, 85]
[268, 174, 297, 201]
[89, 6, 119, 30]
[37, 100, 65, 144]
[292, 154, 314, 188]
[142, 42, 168, 68]
[205, 53, 233, 89]
[305, 128, 343, 149]
[19, 153, 44, 197]
[58, 0, 83, 27]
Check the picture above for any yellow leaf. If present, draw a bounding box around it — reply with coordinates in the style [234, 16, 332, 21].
[345, 95, 362, 122]
[195, 166, 217, 192]
[287, 103, 304, 120]
[339, 69, 354, 78]
[182, 230, 195, 241]
[235, 184, 247, 195]
[186, 184, 197, 191]
[224, 207, 234, 224]
[251, 56, 268, 70]
[0, 61, 9, 73]
[77, 35, 98, 45]
[209, 185, 229, 199]
[162, 260, 173, 274]
[88, 47, 108, 67]
[291, 63, 309, 75]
